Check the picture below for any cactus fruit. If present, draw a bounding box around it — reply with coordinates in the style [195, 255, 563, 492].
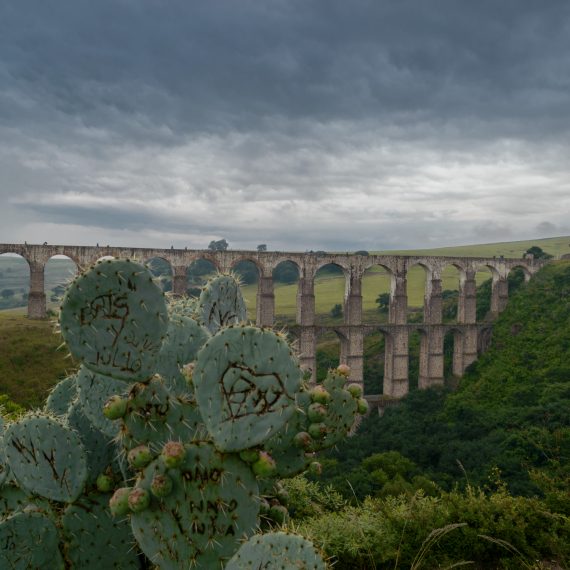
[59, 258, 168, 382]
[196, 273, 248, 334]
[103, 394, 128, 420]
[128, 444, 154, 469]
[252, 451, 277, 478]
[109, 487, 131, 517]
[130, 442, 260, 569]
[225, 531, 327, 570]
[0, 511, 64, 570]
[4, 414, 88, 502]
[128, 487, 151, 512]
[194, 325, 301, 452]
[161, 441, 186, 468]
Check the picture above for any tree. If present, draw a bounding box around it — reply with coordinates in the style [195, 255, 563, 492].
[1, 289, 14, 299]
[525, 246, 553, 260]
[376, 292, 390, 313]
[208, 239, 229, 251]
[257, 244, 267, 252]
[331, 303, 343, 318]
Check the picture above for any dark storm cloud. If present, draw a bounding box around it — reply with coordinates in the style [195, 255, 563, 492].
[1, 0, 570, 249]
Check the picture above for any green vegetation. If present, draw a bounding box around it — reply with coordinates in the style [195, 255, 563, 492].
[317, 261, 570, 498]
[0, 310, 73, 408]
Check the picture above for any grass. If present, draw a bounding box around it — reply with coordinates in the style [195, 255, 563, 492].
[0, 309, 75, 408]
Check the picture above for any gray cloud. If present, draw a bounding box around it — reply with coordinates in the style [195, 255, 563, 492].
[1, 0, 570, 251]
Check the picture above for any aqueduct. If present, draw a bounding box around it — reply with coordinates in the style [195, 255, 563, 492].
[0, 243, 545, 400]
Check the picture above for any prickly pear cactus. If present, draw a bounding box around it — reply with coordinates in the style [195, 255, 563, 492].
[59, 258, 168, 381]
[130, 441, 259, 569]
[196, 273, 247, 334]
[225, 531, 327, 569]
[0, 258, 367, 570]
[4, 414, 88, 502]
[45, 373, 78, 416]
[62, 493, 141, 569]
[194, 325, 301, 451]
[76, 365, 128, 437]
[0, 511, 64, 570]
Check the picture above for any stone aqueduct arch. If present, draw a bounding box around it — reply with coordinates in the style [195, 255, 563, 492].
[0, 243, 546, 400]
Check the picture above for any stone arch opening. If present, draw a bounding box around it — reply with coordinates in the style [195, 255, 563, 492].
[362, 263, 393, 324]
[187, 259, 217, 297]
[0, 253, 29, 311]
[408, 328, 423, 390]
[272, 260, 300, 327]
[406, 263, 429, 323]
[232, 260, 260, 321]
[362, 330, 386, 395]
[508, 265, 531, 296]
[45, 255, 77, 308]
[145, 256, 173, 293]
[474, 265, 494, 322]
[315, 329, 343, 383]
[443, 328, 464, 389]
[441, 264, 463, 324]
[314, 263, 346, 325]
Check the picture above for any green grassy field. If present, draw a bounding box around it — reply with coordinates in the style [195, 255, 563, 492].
[0, 308, 74, 408]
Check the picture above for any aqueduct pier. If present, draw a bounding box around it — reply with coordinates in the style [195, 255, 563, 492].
[0, 243, 545, 399]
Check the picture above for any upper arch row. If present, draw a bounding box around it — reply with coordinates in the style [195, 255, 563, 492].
[0, 243, 546, 280]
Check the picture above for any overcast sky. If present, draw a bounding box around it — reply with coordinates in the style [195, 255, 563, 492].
[1, 1, 569, 251]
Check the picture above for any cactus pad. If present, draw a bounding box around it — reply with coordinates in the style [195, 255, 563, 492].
[120, 376, 203, 452]
[45, 374, 78, 416]
[62, 493, 140, 569]
[130, 441, 259, 569]
[194, 326, 301, 451]
[225, 531, 327, 569]
[59, 258, 168, 381]
[76, 365, 128, 437]
[196, 274, 247, 334]
[4, 414, 88, 502]
[0, 511, 63, 569]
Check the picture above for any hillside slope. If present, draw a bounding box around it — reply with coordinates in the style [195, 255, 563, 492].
[324, 261, 570, 496]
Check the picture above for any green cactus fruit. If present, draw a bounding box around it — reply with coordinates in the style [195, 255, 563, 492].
[194, 325, 301, 452]
[63, 493, 140, 569]
[293, 431, 312, 449]
[161, 441, 186, 468]
[96, 472, 115, 493]
[109, 487, 131, 517]
[150, 474, 173, 498]
[336, 364, 351, 377]
[156, 314, 210, 377]
[103, 394, 128, 420]
[225, 531, 327, 570]
[128, 445, 154, 469]
[4, 413, 88, 502]
[307, 402, 327, 423]
[239, 449, 260, 464]
[309, 384, 331, 405]
[76, 366, 129, 437]
[252, 452, 277, 478]
[66, 400, 116, 485]
[45, 374, 78, 416]
[196, 273, 247, 334]
[308, 422, 327, 439]
[309, 461, 323, 476]
[347, 383, 364, 398]
[128, 487, 151, 512]
[120, 376, 202, 451]
[59, 258, 168, 382]
[130, 441, 259, 569]
[268, 504, 288, 525]
[0, 511, 64, 570]
[357, 397, 369, 415]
